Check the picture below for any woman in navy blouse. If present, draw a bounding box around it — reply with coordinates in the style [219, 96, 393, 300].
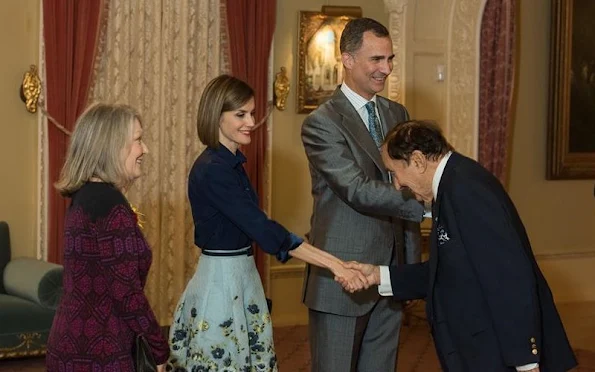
[46, 104, 169, 371]
[168, 75, 365, 371]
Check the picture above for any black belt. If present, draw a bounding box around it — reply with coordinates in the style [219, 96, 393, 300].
[201, 246, 253, 257]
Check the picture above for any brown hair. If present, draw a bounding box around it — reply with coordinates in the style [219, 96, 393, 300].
[340, 17, 390, 55]
[384, 120, 454, 163]
[196, 74, 254, 148]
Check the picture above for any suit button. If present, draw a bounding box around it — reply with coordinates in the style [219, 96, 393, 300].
[532, 349, 538, 355]
[530, 337, 536, 343]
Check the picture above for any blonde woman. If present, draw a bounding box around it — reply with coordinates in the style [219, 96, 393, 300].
[46, 104, 168, 372]
[168, 75, 367, 371]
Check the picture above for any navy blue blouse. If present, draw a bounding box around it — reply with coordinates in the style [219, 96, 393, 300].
[188, 145, 302, 263]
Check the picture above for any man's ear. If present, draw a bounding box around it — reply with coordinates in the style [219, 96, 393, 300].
[411, 150, 428, 172]
[342, 53, 353, 70]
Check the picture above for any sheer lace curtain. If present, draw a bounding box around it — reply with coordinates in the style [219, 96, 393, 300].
[90, 0, 229, 324]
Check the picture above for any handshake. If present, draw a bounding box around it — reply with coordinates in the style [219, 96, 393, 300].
[332, 261, 381, 293]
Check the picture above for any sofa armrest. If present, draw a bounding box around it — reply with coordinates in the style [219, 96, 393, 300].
[3, 258, 63, 309]
[0, 221, 10, 294]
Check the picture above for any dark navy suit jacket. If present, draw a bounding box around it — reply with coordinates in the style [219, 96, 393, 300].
[388, 152, 577, 371]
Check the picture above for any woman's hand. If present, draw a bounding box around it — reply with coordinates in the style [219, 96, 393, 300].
[157, 363, 166, 372]
[343, 261, 381, 287]
[331, 261, 370, 293]
[286, 242, 373, 293]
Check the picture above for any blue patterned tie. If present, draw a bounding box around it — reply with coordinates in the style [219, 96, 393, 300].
[365, 101, 383, 148]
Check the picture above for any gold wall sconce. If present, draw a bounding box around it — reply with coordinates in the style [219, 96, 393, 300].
[297, 6, 361, 113]
[19, 64, 71, 135]
[273, 66, 290, 111]
[20, 65, 42, 114]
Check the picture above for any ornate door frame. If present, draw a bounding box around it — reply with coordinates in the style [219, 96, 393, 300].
[384, 0, 488, 158]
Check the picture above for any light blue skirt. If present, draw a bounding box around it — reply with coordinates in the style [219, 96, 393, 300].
[167, 248, 277, 372]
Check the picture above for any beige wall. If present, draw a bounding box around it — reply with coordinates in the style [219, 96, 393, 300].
[0, 1, 40, 259]
[404, 0, 451, 125]
[509, 0, 595, 257]
[509, 0, 595, 302]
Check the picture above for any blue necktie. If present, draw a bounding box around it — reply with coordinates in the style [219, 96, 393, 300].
[365, 101, 383, 148]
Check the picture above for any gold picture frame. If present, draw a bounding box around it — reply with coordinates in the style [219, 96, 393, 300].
[297, 8, 361, 114]
[547, 0, 595, 179]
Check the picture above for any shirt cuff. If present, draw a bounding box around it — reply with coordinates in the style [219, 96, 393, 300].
[378, 265, 393, 296]
[516, 363, 538, 371]
[276, 233, 303, 263]
[422, 201, 432, 219]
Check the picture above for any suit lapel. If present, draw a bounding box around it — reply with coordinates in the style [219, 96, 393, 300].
[330, 88, 385, 174]
[376, 97, 395, 140]
[428, 197, 440, 322]
[427, 154, 460, 324]
[428, 152, 463, 283]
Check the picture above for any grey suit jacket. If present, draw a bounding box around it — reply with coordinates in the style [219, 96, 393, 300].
[301, 87, 424, 317]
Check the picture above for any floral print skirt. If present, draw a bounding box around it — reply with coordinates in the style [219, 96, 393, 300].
[167, 252, 277, 372]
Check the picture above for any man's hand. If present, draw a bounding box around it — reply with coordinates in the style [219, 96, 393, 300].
[331, 261, 369, 293]
[345, 261, 381, 286]
[335, 261, 380, 292]
[157, 364, 166, 372]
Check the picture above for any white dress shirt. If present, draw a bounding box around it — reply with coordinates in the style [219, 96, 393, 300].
[340, 82, 382, 133]
[376, 152, 538, 371]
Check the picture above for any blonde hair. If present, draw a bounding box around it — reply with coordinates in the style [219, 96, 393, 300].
[55, 103, 142, 196]
[196, 74, 254, 148]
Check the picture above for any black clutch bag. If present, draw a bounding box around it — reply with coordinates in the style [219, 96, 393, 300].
[133, 335, 157, 372]
[266, 297, 273, 314]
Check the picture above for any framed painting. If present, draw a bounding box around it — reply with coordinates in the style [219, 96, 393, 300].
[296, 8, 361, 114]
[548, 0, 595, 179]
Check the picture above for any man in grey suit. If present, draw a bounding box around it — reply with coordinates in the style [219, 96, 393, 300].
[301, 18, 425, 372]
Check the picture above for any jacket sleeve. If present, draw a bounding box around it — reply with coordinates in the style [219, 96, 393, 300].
[301, 111, 424, 222]
[98, 205, 170, 365]
[403, 220, 422, 265]
[388, 261, 429, 301]
[449, 178, 540, 367]
[200, 162, 301, 262]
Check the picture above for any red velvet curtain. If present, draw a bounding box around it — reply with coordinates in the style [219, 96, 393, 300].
[226, 1, 276, 279]
[478, 0, 517, 186]
[44, 0, 105, 264]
